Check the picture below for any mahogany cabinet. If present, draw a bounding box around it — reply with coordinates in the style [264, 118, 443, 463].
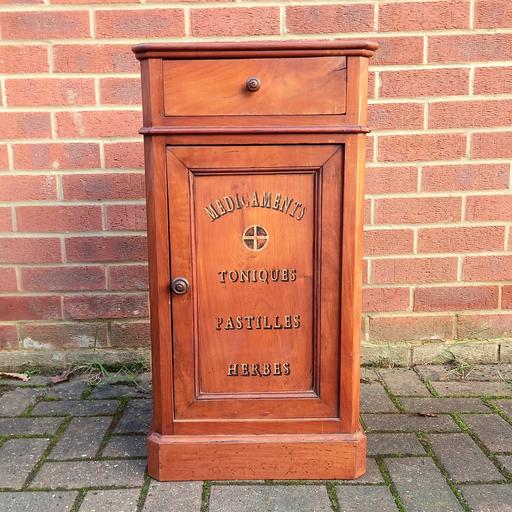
[133, 40, 377, 481]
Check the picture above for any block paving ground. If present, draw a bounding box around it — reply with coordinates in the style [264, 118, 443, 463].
[0, 365, 511, 511]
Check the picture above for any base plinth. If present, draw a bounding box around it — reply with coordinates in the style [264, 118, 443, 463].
[147, 430, 366, 481]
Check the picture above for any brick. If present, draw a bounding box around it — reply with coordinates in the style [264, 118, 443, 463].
[369, 315, 454, 342]
[380, 68, 470, 98]
[429, 100, 512, 129]
[16, 206, 102, 232]
[417, 364, 512, 382]
[464, 256, 512, 281]
[100, 77, 141, 105]
[0, 112, 51, 139]
[0, 175, 56, 201]
[379, 133, 467, 162]
[414, 286, 498, 312]
[0, 11, 90, 39]
[0, 238, 62, 263]
[458, 314, 512, 339]
[286, 4, 373, 34]
[56, 111, 141, 138]
[191, 7, 279, 36]
[96, 8, 184, 38]
[474, 66, 512, 94]
[472, 131, 512, 159]
[368, 102, 424, 131]
[80, 490, 141, 512]
[466, 195, 512, 221]
[64, 293, 148, 320]
[114, 399, 151, 433]
[367, 433, 425, 456]
[62, 173, 144, 201]
[0, 145, 8, 170]
[375, 197, 461, 224]
[365, 166, 417, 194]
[0, 417, 62, 436]
[364, 414, 459, 432]
[0, 45, 48, 73]
[379, 0, 469, 31]
[0, 268, 17, 291]
[386, 458, 462, 512]
[503, 287, 512, 309]
[418, 226, 505, 253]
[475, 0, 512, 28]
[371, 36, 424, 65]
[335, 486, 397, 512]
[143, 481, 205, 512]
[364, 199, 371, 224]
[461, 484, 512, 512]
[433, 381, 511, 396]
[13, 143, 101, 170]
[21, 322, 108, 349]
[0, 208, 12, 232]
[108, 265, 148, 291]
[401, 398, 489, 414]
[21, 266, 105, 292]
[31, 459, 146, 489]
[104, 142, 144, 169]
[0, 387, 44, 417]
[429, 34, 512, 63]
[110, 321, 150, 348]
[6, 78, 95, 107]
[54, 44, 137, 73]
[462, 414, 512, 452]
[362, 287, 410, 312]
[103, 435, 146, 458]
[373, 258, 458, 284]
[361, 382, 398, 413]
[422, 164, 509, 192]
[0, 296, 61, 321]
[414, 341, 498, 365]
[106, 204, 146, 231]
[364, 229, 414, 256]
[66, 236, 147, 262]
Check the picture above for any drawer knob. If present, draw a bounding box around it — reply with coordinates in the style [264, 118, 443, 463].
[171, 277, 189, 295]
[246, 77, 261, 92]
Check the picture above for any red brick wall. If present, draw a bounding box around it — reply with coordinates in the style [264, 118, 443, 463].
[0, 0, 511, 358]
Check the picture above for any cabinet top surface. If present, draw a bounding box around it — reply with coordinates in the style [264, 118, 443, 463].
[133, 39, 378, 60]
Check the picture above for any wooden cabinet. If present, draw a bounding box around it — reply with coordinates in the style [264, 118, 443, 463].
[134, 40, 377, 481]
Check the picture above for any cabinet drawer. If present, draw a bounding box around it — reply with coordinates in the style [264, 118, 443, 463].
[162, 57, 347, 117]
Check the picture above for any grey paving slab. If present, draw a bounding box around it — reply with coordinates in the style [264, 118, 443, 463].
[386, 457, 462, 512]
[103, 434, 146, 458]
[80, 489, 140, 512]
[208, 484, 332, 512]
[336, 485, 398, 512]
[461, 413, 512, 453]
[31, 459, 147, 489]
[114, 400, 152, 434]
[0, 417, 63, 436]
[367, 433, 425, 456]
[417, 364, 512, 382]
[364, 413, 460, 432]
[378, 369, 431, 396]
[0, 387, 46, 417]
[0, 491, 77, 512]
[0, 438, 49, 488]
[460, 483, 512, 512]
[44, 380, 89, 400]
[360, 367, 378, 383]
[361, 383, 399, 413]
[432, 381, 512, 397]
[494, 399, 512, 417]
[343, 458, 384, 484]
[49, 416, 112, 460]
[91, 384, 151, 399]
[429, 433, 503, 483]
[401, 397, 489, 414]
[142, 481, 203, 512]
[32, 399, 119, 417]
[498, 455, 512, 473]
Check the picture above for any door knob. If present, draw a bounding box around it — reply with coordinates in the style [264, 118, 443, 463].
[171, 277, 189, 295]
[246, 77, 261, 92]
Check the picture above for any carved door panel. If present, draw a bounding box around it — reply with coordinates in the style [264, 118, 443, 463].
[167, 145, 344, 423]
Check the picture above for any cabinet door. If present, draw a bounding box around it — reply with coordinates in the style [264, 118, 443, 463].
[167, 145, 344, 428]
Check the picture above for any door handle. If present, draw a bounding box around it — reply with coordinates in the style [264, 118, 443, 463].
[171, 277, 189, 295]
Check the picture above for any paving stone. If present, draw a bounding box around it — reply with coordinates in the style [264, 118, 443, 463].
[49, 416, 112, 460]
[498, 455, 512, 473]
[0, 491, 77, 512]
[386, 457, 462, 512]
[0, 438, 49, 488]
[364, 413, 459, 432]
[32, 399, 119, 417]
[336, 485, 398, 512]
[91, 384, 151, 399]
[344, 458, 384, 484]
[31, 459, 147, 489]
[143, 481, 203, 512]
[0, 375, 51, 386]
[0, 417, 63, 436]
[80, 489, 140, 512]
[417, 364, 512, 382]
[432, 381, 512, 397]
[429, 433, 503, 483]
[360, 367, 378, 383]
[462, 414, 512, 453]
[114, 400, 152, 434]
[401, 397, 489, 414]
[378, 369, 431, 396]
[461, 483, 512, 512]
[367, 433, 425, 456]
[44, 380, 89, 400]
[361, 383, 399, 413]
[103, 434, 146, 458]
[208, 484, 332, 512]
[0, 387, 46, 416]
[494, 399, 512, 417]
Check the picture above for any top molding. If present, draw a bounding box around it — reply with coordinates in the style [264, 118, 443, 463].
[133, 40, 379, 60]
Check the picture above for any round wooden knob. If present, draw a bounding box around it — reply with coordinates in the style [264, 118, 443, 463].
[171, 277, 189, 295]
[246, 77, 261, 92]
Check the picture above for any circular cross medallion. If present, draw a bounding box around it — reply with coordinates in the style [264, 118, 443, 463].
[242, 225, 269, 251]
